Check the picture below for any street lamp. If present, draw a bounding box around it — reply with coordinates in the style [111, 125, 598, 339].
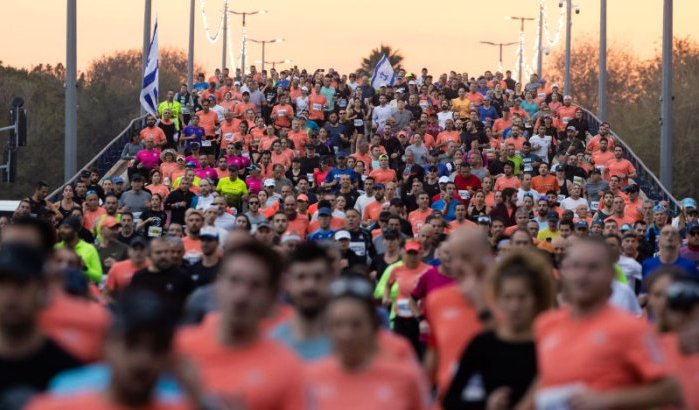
[224, 8, 266, 75]
[560, 0, 581, 96]
[255, 59, 292, 70]
[505, 15, 535, 84]
[660, 0, 673, 190]
[249, 38, 284, 72]
[479, 41, 518, 69]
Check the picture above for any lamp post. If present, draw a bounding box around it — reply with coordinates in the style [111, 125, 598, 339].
[227, 9, 266, 76]
[65, 0, 77, 181]
[598, 0, 607, 121]
[505, 15, 535, 84]
[187, 0, 195, 89]
[255, 59, 292, 70]
[660, 0, 673, 190]
[479, 41, 518, 68]
[249, 38, 284, 71]
[561, 0, 580, 96]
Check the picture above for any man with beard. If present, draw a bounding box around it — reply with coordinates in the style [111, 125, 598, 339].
[269, 243, 335, 360]
[128, 238, 192, 315]
[0, 244, 82, 409]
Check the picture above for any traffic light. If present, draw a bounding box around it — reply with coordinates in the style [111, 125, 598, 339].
[9, 97, 26, 147]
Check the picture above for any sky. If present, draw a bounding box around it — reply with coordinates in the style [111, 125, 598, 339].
[3, 0, 699, 78]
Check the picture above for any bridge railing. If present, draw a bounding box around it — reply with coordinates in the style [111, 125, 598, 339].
[48, 115, 146, 202]
[575, 105, 681, 214]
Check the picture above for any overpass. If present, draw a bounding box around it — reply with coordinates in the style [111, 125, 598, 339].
[48, 106, 681, 213]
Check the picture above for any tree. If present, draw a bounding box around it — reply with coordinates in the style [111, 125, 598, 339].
[0, 49, 203, 198]
[358, 44, 404, 76]
[546, 37, 699, 199]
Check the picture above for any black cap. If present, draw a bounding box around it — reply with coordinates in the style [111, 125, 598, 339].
[383, 229, 400, 241]
[80, 170, 91, 178]
[389, 198, 404, 207]
[0, 243, 45, 282]
[110, 289, 176, 346]
[130, 236, 148, 248]
[60, 215, 82, 232]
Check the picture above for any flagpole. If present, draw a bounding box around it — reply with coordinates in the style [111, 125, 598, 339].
[65, 0, 77, 181]
[141, 0, 152, 117]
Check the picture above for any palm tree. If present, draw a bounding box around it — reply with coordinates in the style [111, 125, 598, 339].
[358, 44, 404, 76]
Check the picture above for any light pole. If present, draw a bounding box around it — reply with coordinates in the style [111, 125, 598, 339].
[505, 15, 535, 84]
[255, 59, 292, 70]
[141, 0, 152, 116]
[187, 0, 195, 90]
[479, 41, 518, 68]
[227, 9, 266, 76]
[537, 3, 544, 78]
[65, 0, 77, 181]
[599, 0, 607, 120]
[660, 0, 673, 190]
[249, 38, 284, 71]
[561, 1, 580, 96]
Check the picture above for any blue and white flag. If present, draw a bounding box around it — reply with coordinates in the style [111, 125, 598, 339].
[370, 54, 396, 90]
[139, 20, 159, 118]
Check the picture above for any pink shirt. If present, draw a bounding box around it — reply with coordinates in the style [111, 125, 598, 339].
[410, 266, 456, 302]
[195, 167, 218, 180]
[136, 149, 161, 169]
[245, 176, 263, 194]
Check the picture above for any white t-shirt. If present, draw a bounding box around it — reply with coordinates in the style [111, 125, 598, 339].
[529, 134, 553, 163]
[517, 188, 541, 206]
[609, 281, 642, 316]
[617, 255, 642, 290]
[437, 111, 454, 130]
[560, 196, 589, 211]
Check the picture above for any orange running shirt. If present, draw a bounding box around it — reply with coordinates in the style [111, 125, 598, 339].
[176, 316, 307, 410]
[408, 208, 433, 235]
[494, 175, 522, 191]
[535, 305, 671, 392]
[531, 174, 559, 194]
[26, 391, 189, 410]
[306, 356, 430, 410]
[424, 284, 482, 394]
[368, 168, 397, 184]
[195, 110, 219, 137]
[387, 262, 430, 317]
[105, 259, 150, 294]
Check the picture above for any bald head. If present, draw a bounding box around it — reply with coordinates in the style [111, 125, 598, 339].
[445, 227, 493, 280]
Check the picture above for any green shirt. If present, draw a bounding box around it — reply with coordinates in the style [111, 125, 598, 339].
[55, 239, 103, 283]
[158, 100, 183, 129]
[507, 154, 524, 175]
[374, 261, 402, 322]
[216, 177, 249, 207]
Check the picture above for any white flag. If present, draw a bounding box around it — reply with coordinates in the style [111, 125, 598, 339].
[370, 54, 396, 90]
[140, 20, 159, 118]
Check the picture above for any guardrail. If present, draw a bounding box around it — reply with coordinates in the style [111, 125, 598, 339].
[575, 105, 681, 214]
[48, 115, 146, 201]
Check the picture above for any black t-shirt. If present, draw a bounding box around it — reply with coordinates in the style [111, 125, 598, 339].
[128, 267, 193, 314]
[422, 180, 441, 200]
[443, 331, 537, 410]
[187, 259, 221, 291]
[300, 156, 321, 175]
[140, 210, 168, 238]
[0, 337, 81, 404]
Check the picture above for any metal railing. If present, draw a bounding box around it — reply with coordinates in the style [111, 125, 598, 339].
[48, 115, 146, 201]
[575, 105, 680, 213]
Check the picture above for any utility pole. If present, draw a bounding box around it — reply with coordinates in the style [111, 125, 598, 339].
[187, 0, 195, 90]
[221, 0, 228, 70]
[660, 0, 673, 190]
[141, 0, 151, 116]
[564, 0, 572, 95]
[537, 3, 544, 78]
[65, 0, 77, 181]
[505, 16, 535, 84]
[228, 10, 266, 76]
[480, 41, 518, 67]
[249, 38, 284, 72]
[598, 0, 608, 120]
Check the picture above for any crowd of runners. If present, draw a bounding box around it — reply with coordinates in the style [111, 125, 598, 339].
[1, 64, 698, 409]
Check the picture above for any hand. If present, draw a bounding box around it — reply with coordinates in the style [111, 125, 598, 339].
[104, 257, 116, 268]
[568, 392, 612, 410]
[382, 296, 392, 307]
[419, 319, 430, 334]
[486, 387, 510, 410]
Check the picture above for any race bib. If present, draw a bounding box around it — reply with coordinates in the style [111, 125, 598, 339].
[395, 299, 413, 318]
[353, 119, 364, 127]
[458, 190, 471, 200]
[349, 242, 366, 256]
[201, 140, 212, 147]
[147, 226, 162, 237]
[307, 173, 314, 182]
[277, 109, 286, 117]
[535, 383, 586, 410]
[590, 201, 599, 211]
[524, 164, 534, 173]
[557, 195, 566, 203]
[538, 92, 547, 100]
[562, 117, 571, 124]
[224, 133, 233, 142]
[312, 103, 322, 111]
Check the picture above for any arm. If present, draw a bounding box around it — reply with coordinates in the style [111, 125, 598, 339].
[442, 338, 482, 410]
[568, 376, 681, 410]
[83, 246, 104, 283]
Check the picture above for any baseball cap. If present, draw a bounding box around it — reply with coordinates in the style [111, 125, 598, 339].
[281, 233, 302, 244]
[546, 211, 560, 222]
[264, 178, 276, 188]
[653, 205, 668, 214]
[438, 176, 450, 184]
[566, 125, 577, 131]
[228, 164, 240, 172]
[296, 194, 309, 203]
[334, 230, 351, 241]
[80, 170, 91, 178]
[318, 207, 333, 217]
[113, 176, 125, 184]
[681, 198, 697, 210]
[389, 198, 404, 207]
[190, 142, 201, 149]
[575, 220, 588, 229]
[176, 155, 186, 162]
[620, 224, 634, 233]
[373, 183, 385, 189]
[130, 237, 148, 248]
[383, 229, 400, 241]
[234, 81, 241, 85]
[408, 80, 417, 85]
[0, 243, 45, 282]
[101, 216, 121, 229]
[477, 215, 491, 225]
[378, 154, 389, 160]
[687, 222, 699, 233]
[200, 226, 219, 240]
[110, 289, 176, 341]
[563, 95, 573, 100]
[591, 218, 605, 227]
[301, 86, 309, 92]
[404, 240, 421, 252]
[185, 161, 197, 168]
[60, 215, 82, 231]
[590, 168, 602, 175]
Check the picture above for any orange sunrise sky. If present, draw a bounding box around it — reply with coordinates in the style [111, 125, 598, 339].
[3, 0, 699, 78]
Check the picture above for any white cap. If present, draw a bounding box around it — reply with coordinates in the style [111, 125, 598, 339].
[301, 86, 309, 92]
[281, 233, 302, 244]
[199, 226, 220, 240]
[438, 176, 450, 184]
[264, 178, 275, 187]
[234, 81, 241, 86]
[563, 95, 572, 100]
[334, 230, 351, 241]
[408, 80, 417, 85]
[204, 205, 218, 212]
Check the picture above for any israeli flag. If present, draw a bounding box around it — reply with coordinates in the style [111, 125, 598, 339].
[370, 54, 396, 90]
[139, 20, 159, 118]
